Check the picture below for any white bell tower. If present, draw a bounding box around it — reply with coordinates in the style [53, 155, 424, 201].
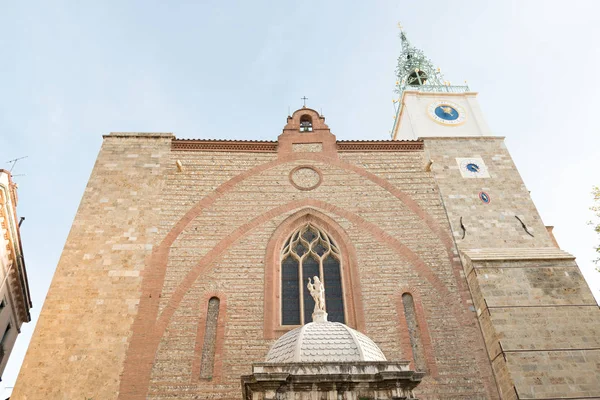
[391, 27, 492, 140]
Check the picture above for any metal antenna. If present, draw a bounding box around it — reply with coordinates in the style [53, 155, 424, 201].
[6, 156, 28, 172]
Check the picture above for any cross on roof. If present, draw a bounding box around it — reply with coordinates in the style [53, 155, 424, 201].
[301, 96, 308, 107]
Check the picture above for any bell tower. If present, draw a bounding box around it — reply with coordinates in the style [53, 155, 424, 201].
[391, 26, 600, 400]
[392, 26, 492, 140]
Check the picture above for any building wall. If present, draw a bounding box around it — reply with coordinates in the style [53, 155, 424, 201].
[15, 108, 599, 400]
[12, 134, 173, 399]
[466, 257, 600, 399]
[426, 136, 600, 399]
[0, 171, 30, 379]
[0, 285, 18, 377]
[142, 147, 496, 399]
[13, 111, 500, 399]
[394, 92, 493, 140]
[424, 137, 554, 249]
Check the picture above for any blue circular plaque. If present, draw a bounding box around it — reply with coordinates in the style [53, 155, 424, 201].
[466, 163, 480, 173]
[434, 105, 459, 121]
[428, 101, 466, 125]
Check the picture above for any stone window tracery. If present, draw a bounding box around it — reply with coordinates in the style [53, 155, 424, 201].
[281, 223, 345, 325]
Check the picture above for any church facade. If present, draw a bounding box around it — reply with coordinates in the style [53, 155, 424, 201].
[12, 31, 600, 399]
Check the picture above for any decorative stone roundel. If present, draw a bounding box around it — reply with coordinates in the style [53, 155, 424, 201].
[289, 166, 322, 191]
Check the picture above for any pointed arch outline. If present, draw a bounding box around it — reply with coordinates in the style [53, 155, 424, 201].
[263, 208, 365, 339]
[118, 151, 493, 399]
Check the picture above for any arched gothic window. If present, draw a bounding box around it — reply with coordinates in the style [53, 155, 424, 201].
[281, 223, 345, 325]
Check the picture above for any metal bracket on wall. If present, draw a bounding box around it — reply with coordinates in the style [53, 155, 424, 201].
[483, 298, 492, 316]
[490, 340, 507, 364]
[459, 217, 466, 239]
[515, 215, 534, 237]
[424, 159, 433, 172]
[498, 341, 507, 362]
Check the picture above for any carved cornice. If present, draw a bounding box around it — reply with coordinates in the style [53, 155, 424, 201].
[337, 140, 423, 152]
[241, 362, 424, 400]
[172, 140, 278, 152]
[171, 139, 423, 152]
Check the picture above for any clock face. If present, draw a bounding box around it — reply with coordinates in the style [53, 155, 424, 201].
[465, 162, 480, 173]
[456, 157, 490, 178]
[434, 105, 459, 121]
[428, 100, 466, 125]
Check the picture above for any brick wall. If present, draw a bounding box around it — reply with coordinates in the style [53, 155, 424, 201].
[138, 142, 496, 399]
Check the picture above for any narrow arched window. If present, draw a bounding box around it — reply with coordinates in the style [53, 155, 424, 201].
[281, 224, 344, 324]
[200, 297, 220, 379]
[402, 293, 426, 371]
[299, 115, 313, 132]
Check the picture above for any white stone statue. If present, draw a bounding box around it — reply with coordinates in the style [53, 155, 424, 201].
[307, 276, 325, 313]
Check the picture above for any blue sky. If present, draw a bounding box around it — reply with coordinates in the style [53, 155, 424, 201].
[1, 0, 599, 395]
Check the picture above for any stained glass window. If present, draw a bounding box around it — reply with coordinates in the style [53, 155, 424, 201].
[281, 223, 345, 325]
[281, 257, 300, 325]
[323, 255, 344, 323]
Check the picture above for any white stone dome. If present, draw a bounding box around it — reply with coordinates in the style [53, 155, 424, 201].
[265, 321, 387, 363]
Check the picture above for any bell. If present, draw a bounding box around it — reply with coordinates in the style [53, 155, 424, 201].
[407, 70, 428, 86]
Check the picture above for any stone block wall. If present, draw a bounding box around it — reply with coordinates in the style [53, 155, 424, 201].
[465, 257, 600, 399]
[424, 137, 554, 249]
[12, 133, 173, 399]
[426, 136, 600, 399]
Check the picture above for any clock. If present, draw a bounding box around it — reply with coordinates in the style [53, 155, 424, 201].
[466, 162, 480, 173]
[428, 100, 466, 125]
[456, 157, 490, 178]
